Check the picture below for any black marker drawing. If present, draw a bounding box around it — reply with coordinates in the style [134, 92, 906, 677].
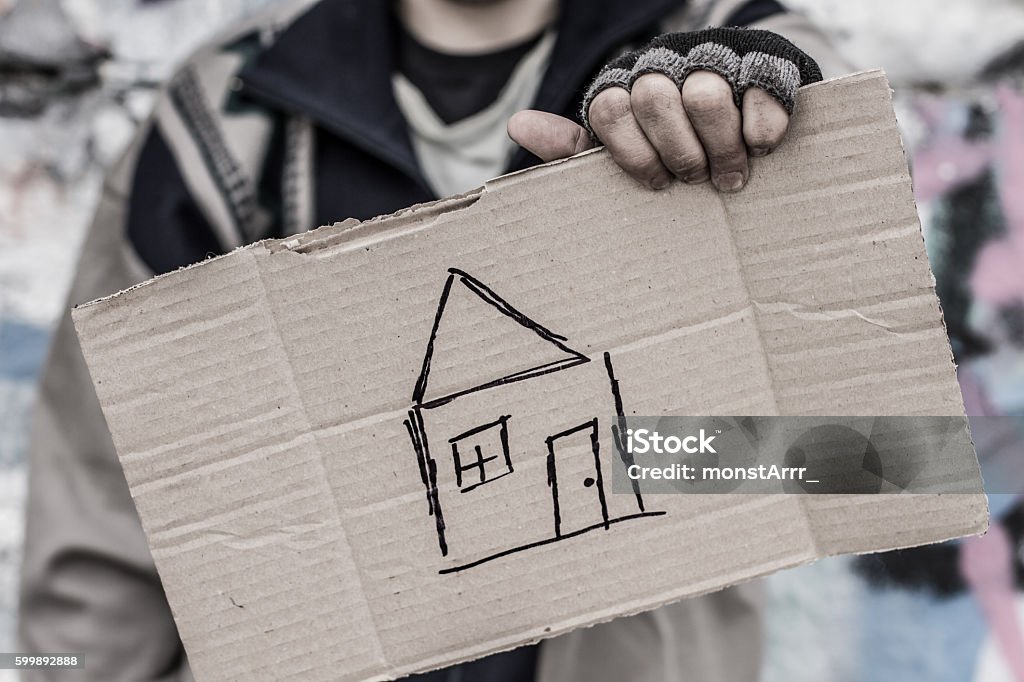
[404, 268, 664, 574]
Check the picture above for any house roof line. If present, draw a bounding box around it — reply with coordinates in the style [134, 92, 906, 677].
[416, 355, 590, 410]
[412, 268, 590, 405]
[451, 269, 590, 362]
[412, 272, 457, 404]
[449, 268, 571, 343]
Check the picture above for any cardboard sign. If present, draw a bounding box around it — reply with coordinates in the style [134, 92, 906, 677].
[73, 71, 987, 682]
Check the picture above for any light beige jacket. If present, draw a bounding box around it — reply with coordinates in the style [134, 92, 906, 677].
[18, 1, 848, 680]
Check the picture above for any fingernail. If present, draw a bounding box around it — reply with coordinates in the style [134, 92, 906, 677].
[750, 146, 772, 157]
[651, 176, 671, 190]
[684, 171, 709, 185]
[715, 172, 745, 192]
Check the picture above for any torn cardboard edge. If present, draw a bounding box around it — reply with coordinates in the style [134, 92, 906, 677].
[75, 71, 877, 312]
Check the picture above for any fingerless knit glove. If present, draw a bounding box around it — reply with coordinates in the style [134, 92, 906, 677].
[582, 27, 823, 135]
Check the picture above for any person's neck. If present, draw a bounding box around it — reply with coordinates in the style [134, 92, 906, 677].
[397, 0, 558, 55]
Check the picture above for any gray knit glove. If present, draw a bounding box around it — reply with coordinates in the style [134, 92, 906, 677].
[581, 27, 823, 136]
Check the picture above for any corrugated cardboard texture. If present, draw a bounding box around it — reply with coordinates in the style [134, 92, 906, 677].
[73, 71, 987, 681]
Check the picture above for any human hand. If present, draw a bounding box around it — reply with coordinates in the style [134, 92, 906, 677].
[508, 28, 822, 193]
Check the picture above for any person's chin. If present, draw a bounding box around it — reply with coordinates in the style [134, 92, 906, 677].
[443, 0, 510, 6]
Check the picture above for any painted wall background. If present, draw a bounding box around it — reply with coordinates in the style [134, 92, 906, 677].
[1, 1, 1023, 680]
[759, 4, 1024, 682]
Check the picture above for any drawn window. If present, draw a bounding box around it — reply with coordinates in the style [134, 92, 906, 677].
[449, 416, 513, 493]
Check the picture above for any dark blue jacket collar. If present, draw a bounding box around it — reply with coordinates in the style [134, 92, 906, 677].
[239, 0, 681, 183]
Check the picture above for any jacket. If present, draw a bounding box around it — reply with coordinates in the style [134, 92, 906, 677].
[18, 0, 848, 680]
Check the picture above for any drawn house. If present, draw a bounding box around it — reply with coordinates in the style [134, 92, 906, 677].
[404, 269, 663, 574]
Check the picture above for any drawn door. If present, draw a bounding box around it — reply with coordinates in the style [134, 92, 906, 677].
[545, 419, 610, 537]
